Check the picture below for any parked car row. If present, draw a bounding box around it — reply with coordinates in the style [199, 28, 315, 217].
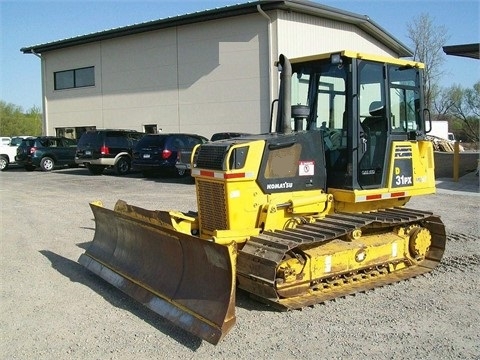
[75, 129, 145, 175]
[15, 136, 78, 171]
[1, 130, 250, 176]
[133, 133, 208, 177]
[0, 135, 36, 171]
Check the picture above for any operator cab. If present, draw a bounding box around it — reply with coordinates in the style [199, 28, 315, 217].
[289, 51, 427, 191]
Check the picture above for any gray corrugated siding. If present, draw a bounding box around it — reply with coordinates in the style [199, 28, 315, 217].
[277, 11, 398, 58]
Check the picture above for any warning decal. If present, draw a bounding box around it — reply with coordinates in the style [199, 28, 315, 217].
[299, 161, 315, 176]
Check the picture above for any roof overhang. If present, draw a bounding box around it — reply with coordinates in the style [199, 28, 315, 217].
[21, 0, 412, 57]
[443, 43, 480, 60]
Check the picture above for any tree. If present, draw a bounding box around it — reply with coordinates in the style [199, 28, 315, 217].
[406, 13, 449, 109]
[0, 101, 42, 136]
[435, 83, 480, 146]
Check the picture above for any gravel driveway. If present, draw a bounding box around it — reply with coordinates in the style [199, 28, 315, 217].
[1, 167, 479, 359]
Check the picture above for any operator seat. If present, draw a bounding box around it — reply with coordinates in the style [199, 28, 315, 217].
[362, 101, 387, 169]
[363, 101, 385, 132]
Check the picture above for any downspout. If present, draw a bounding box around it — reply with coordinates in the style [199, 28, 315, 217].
[256, 5, 274, 132]
[175, 26, 181, 132]
[31, 50, 48, 135]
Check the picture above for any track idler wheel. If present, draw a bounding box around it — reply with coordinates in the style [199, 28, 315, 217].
[407, 226, 431, 260]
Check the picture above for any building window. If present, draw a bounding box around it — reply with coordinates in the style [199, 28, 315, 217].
[56, 126, 96, 139]
[54, 66, 94, 90]
[144, 124, 158, 134]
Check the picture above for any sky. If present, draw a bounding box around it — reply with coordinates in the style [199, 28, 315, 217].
[1, 0, 479, 111]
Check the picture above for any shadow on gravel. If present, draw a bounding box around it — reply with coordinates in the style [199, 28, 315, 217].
[234, 289, 278, 312]
[49, 167, 142, 178]
[1, 165, 25, 172]
[52, 167, 195, 184]
[139, 175, 195, 185]
[39, 249, 204, 350]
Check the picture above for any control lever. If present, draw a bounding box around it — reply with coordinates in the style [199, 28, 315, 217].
[360, 131, 368, 153]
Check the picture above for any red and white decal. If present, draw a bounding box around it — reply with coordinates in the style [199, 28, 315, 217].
[356, 191, 407, 202]
[191, 169, 254, 179]
[299, 161, 315, 176]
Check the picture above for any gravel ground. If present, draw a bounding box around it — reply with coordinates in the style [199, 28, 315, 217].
[1, 167, 479, 360]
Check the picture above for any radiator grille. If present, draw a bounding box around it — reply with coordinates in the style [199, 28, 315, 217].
[394, 144, 413, 157]
[196, 144, 228, 170]
[197, 179, 228, 232]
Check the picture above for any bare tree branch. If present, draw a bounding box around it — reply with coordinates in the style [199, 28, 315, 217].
[407, 13, 449, 109]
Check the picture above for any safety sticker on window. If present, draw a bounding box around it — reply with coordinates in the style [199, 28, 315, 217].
[299, 161, 315, 176]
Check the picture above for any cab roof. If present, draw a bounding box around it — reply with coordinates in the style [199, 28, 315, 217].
[291, 50, 424, 68]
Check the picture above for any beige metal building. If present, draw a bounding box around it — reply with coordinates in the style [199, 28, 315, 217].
[21, 0, 412, 139]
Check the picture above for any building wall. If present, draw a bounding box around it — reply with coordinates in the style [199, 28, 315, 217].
[44, 43, 104, 134]
[43, 14, 270, 138]
[175, 15, 270, 137]
[100, 28, 179, 132]
[41, 10, 404, 138]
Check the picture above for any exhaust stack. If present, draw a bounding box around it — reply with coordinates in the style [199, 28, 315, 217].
[275, 54, 292, 134]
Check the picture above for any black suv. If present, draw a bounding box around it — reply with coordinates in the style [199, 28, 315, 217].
[210, 132, 251, 141]
[15, 136, 78, 171]
[132, 133, 207, 177]
[75, 129, 145, 175]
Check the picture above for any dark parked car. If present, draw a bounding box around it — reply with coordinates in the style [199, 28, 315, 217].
[15, 136, 78, 171]
[210, 132, 251, 141]
[132, 133, 208, 177]
[175, 132, 253, 176]
[75, 129, 145, 175]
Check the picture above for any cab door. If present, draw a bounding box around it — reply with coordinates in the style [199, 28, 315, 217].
[357, 61, 389, 188]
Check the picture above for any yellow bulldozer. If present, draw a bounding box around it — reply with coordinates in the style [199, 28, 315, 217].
[79, 51, 446, 345]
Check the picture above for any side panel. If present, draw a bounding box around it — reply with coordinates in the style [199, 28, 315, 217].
[257, 131, 327, 193]
[330, 140, 436, 210]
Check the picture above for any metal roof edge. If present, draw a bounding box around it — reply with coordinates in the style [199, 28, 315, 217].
[280, 0, 412, 57]
[21, 1, 275, 54]
[21, 0, 411, 57]
[443, 43, 480, 60]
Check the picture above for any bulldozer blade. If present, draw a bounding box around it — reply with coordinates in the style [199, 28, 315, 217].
[78, 201, 237, 345]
